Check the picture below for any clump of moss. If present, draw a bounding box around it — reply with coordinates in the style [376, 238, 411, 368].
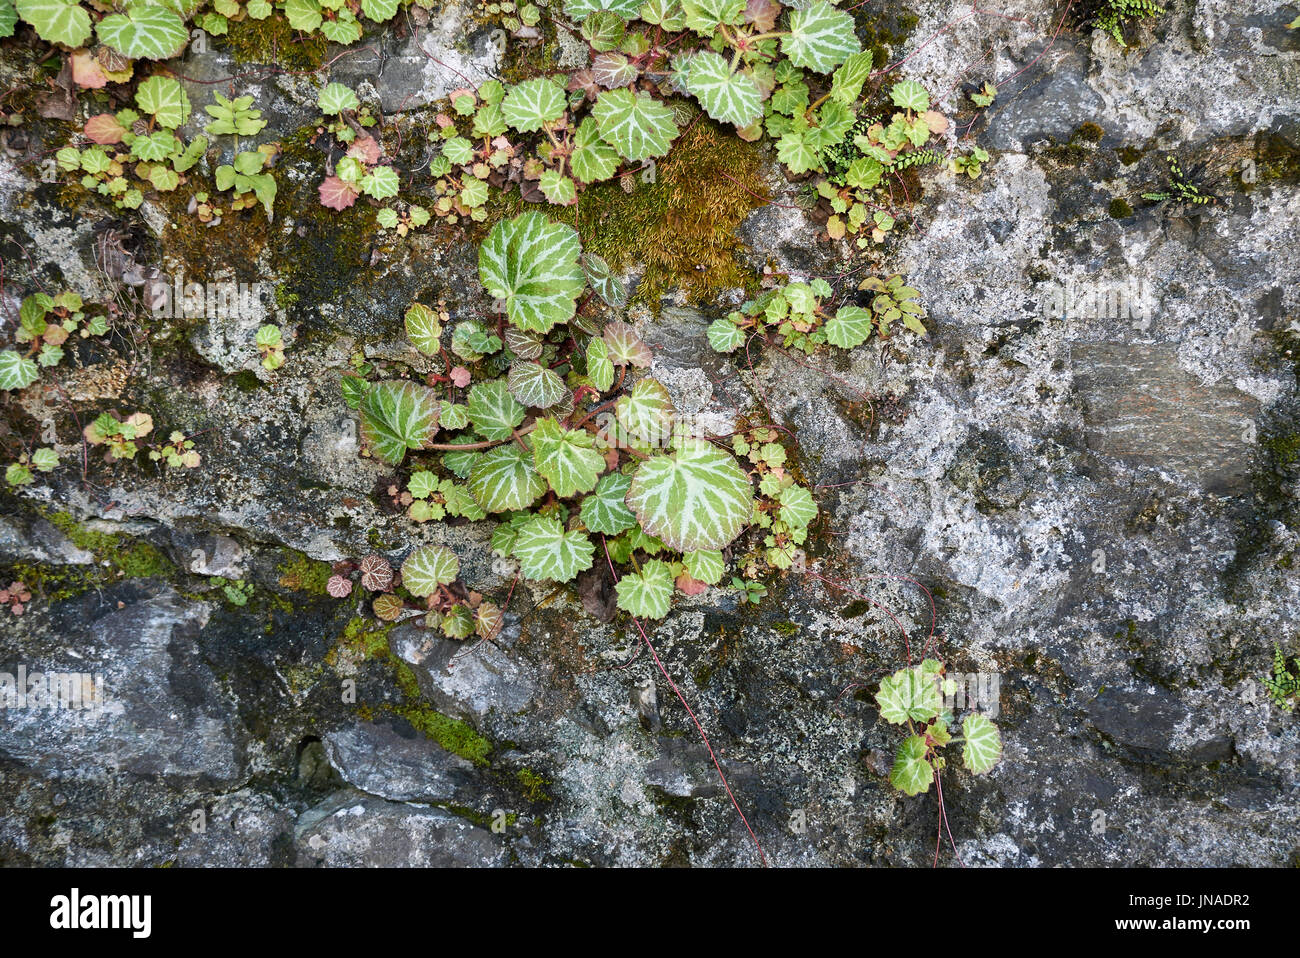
[1118, 146, 1144, 166]
[277, 551, 332, 595]
[516, 767, 553, 802]
[1263, 432, 1300, 470]
[326, 616, 495, 765]
[266, 127, 378, 326]
[224, 15, 329, 68]
[393, 701, 493, 765]
[1109, 197, 1134, 218]
[332, 615, 394, 661]
[48, 512, 175, 579]
[573, 118, 768, 304]
[842, 599, 871, 618]
[1074, 122, 1105, 144]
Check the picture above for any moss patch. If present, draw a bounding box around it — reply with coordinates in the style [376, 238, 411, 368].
[392, 700, 493, 766]
[223, 16, 329, 69]
[326, 615, 495, 765]
[500, 119, 768, 305]
[277, 550, 332, 595]
[48, 511, 175, 579]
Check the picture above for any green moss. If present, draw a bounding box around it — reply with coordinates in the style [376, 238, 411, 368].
[230, 370, 265, 393]
[841, 599, 871, 618]
[1263, 432, 1300, 469]
[8, 560, 97, 603]
[516, 767, 553, 802]
[326, 616, 494, 765]
[1109, 197, 1133, 219]
[1074, 122, 1105, 144]
[1118, 146, 1144, 166]
[334, 615, 394, 661]
[772, 620, 799, 636]
[277, 551, 332, 595]
[223, 15, 329, 68]
[502, 119, 767, 305]
[392, 702, 493, 766]
[47, 511, 175, 579]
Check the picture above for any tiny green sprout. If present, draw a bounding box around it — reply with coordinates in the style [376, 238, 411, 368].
[1142, 154, 1214, 206]
[7, 446, 59, 486]
[1092, 0, 1166, 48]
[215, 149, 277, 216]
[84, 411, 153, 460]
[970, 83, 997, 108]
[205, 92, 268, 138]
[149, 431, 201, 469]
[256, 324, 286, 370]
[731, 576, 768, 605]
[709, 275, 925, 356]
[210, 576, 254, 606]
[951, 145, 991, 179]
[874, 659, 1003, 796]
[5, 462, 32, 487]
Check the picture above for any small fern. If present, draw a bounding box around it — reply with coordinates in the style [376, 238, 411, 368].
[1264, 645, 1300, 712]
[890, 149, 944, 171]
[1142, 154, 1215, 205]
[1092, 0, 1166, 48]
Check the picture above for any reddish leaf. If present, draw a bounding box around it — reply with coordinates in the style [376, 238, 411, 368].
[675, 572, 710, 596]
[744, 0, 781, 31]
[450, 366, 471, 388]
[70, 51, 107, 89]
[359, 554, 394, 592]
[319, 176, 360, 211]
[83, 114, 125, 144]
[346, 134, 380, 164]
[326, 574, 353, 598]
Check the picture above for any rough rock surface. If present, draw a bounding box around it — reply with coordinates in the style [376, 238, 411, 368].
[1, 1, 1298, 867]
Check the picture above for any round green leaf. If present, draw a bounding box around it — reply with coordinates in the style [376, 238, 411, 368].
[707, 317, 745, 353]
[501, 77, 566, 133]
[530, 417, 605, 497]
[467, 378, 526, 440]
[579, 471, 637, 535]
[824, 305, 874, 349]
[318, 82, 360, 115]
[890, 735, 933, 795]
[961, 714, 1002, 774]
[468, 444, 547, 512]
[359, 381, 441, 465]
[15, 0, 91, 48]
[615, 558, 674, 618]
[875, 664, 943, 725]
[402, 544, 460, 597]
[627, 438, 753, 552]
[683, 548, 725, 584]
[0, 350, 39, 391]
[592, 88, 679, 162]
[97, 5, 189, 60]
[136, 76, 191, 129]
[511, 515, 594, 583]
[507, 361, 566, 409]
[405, 303, 442, 355]
[684, 51, 763, 128]
[782, 0, 861, 74]
[478, 212, 585, 334]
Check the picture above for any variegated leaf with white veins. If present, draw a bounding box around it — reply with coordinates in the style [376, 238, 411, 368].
[626, 438, 753, 552]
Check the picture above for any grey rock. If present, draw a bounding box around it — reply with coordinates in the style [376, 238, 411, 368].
[294, 792, 505, 867]
[389, 622, 539, 727]
[322, 719, 484, 804]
